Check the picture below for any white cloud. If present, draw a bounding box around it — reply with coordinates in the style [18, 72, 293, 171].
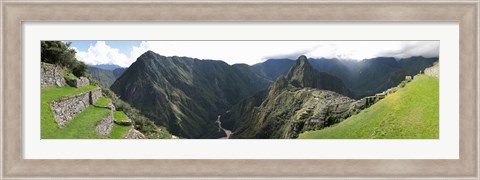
[74, 41, 440, 67]
[138, 41, 439, 65]
[75, 41, 132, 67]
[266, 41, 440, 61]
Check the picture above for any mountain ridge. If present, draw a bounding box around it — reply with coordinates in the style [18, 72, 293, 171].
[110, 51, 272, 138]
[110, 51, 438, 138]
[224, 56, 358, 138]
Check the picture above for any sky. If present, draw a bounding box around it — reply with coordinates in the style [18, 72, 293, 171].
[68, 41, 440, 68]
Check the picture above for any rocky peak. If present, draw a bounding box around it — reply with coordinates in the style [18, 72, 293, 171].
[267, 76, 289, 98]
[286, 55, 317, 88]
[142, 50, 157, 57]
[284, 55, 353, 98]
[134, 50, 160, 64]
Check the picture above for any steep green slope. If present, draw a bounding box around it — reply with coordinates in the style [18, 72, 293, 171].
[287, 55, 353, 97]
[252, 59, 295, 81]
[110, 51, 271, 138]
[252, 56, 437, 99]
[299, 75, 438, 139]
[41, 85, 109, 139]
[350, 57, 437, 98]
[42, 86, 137, 139]
[88, 66, 116, 87]
[308, 58, 356, 87]
[226, 56, 355, 138]
[88, 66, 126, 87]
[112, 68, 126, 78]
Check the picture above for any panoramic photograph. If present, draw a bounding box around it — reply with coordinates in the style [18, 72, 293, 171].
[41, 40, 439, 139]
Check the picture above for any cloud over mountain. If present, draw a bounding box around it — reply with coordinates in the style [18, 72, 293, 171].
[73, 41, 440, 67]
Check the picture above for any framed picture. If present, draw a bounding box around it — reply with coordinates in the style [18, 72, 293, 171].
[2, 0, 478, 179]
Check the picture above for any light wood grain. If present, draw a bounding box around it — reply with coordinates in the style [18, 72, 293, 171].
[1, 0, 478, 179]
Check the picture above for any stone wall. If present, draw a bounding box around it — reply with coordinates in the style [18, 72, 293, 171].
[96, 109, 114, 136]
[124, 128, 146, 139]
[114, 119, 133, 126]
[51, 91, 91, 127]
[41, 62, 65, 88]
[424, 63, 439, 78]
[50, 88, 103, 127]
[66, 77, 90, 88]
[90, 88, 102, 104]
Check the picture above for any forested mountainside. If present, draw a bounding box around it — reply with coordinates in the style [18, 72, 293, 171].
[88, 66, 126, 87]
[223, 56, 357, 138]
[111, 51, 272, 138]
[110, 50, 438, 139]
[253, 56, 437, 98]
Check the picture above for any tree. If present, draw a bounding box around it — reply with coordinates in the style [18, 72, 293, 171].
[72, 61, 87, 77]
[41, 41, 87, 77]
[41, 41, 77, 67]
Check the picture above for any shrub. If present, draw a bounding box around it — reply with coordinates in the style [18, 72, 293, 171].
[41, 41, 88, 78]
[101, 87, 118, 101]
[41, 41, 76, 67]
[111, 98, 171, 139]
[72, 61, 87, 77]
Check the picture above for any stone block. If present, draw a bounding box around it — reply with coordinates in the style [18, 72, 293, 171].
[66, 77, 90, 88]
[96, 110, 114, 136]
[41, 62, 65, 88]
[51, 91, 90, 127]
[89, 88, 102, 104]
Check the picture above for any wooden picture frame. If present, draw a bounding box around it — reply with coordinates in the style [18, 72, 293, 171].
[2, 0, 478, 179]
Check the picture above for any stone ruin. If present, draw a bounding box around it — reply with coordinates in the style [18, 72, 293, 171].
[95, 106, 114, 136]
[41, 62, 65, 87]
[41, 62, 91, 88]
[50, 88, 102, 127]
[41, 63, 145, 138]
[424, 63, 439, 78]
[65, 77, 90, 88]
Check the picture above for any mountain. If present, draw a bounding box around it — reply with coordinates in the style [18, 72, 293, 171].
[252, 59, 295, 81]
[299, 74, 439, 139]
[88, 66, 127, 88]
[252, 56, 437, 99]
[287, 55, 353, 97]
[110, 51, 271, 138]
[223, 56, 358, 138]
[91, 64, 123, 71]
[349, 56, 437, 98]
[112, 68, 126, 78]
[109, 51, 438, 139]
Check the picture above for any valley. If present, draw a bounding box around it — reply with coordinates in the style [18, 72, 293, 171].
[42, 40, 440, 139]
[106, 51, 438, 139]
[215, 115, 232, 139]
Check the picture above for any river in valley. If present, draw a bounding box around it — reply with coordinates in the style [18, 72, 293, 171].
[215, 115, 232, 139]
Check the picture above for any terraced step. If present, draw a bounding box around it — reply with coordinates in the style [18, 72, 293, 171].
[113, 111, 133, 126]
[42, 85, 141, 139]
[41, 85, 101, 138]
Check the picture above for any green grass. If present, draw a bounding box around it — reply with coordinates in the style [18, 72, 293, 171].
[41, 85, 103, 139]
[42, 85, 134, 139]
[109, 125, 131, 139]
[94, 96, 111, 107]
[42, 85, 97, 103]
[299, 75, 439, 139]
[44, 106, 110, 139]
[113, 111, 129, 121]
[63, 72, 78, 79]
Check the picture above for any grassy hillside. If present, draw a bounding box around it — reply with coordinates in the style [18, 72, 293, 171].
[42, 85, 107, 138]
[42, 85, 133, 139]
[87, 66, 117, 87]
[299, 75, 439, 139]
[110, 51, 272, 138]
